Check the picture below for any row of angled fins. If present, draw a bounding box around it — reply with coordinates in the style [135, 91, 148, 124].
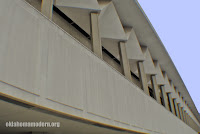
[54, 0, 176, 98]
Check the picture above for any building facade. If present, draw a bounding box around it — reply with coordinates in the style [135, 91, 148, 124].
[0, 0, 200, 134]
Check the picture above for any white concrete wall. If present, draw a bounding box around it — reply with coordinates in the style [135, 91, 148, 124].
[0, 0, 199, 134]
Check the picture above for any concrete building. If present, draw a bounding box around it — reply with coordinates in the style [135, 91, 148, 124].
[0, 0, 199, 134]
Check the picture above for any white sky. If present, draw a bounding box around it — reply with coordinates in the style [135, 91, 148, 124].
[137, 0, 200, 113]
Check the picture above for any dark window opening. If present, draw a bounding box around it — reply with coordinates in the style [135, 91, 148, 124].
[53, 6, 91, 40]
[173, 99, 178, 116]
[160, 89, 165, 106]
[160, 96, 164, 106]
[167, 93, 172, 112]
[177, 104, 182, 119]
[178, 92, 181, 97]
[149, 87, 155, 99]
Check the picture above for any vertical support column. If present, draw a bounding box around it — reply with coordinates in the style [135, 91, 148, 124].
[184, 110, 188, 124]
[168, 93, 176, 115]
[160, 86, 170, 110]
[178, 103, 183, 120]
[41, 0, 54, 19]
[119, 42, 132, 81]
[173, 99, 180, 118]
[137, 61, 149, 95]
[181, 107, 186, 122]
[91, 12, 102, 59]
[186, 113, 190, 125]
[151, 75, 161, 104]
[188, 114, 191, 126]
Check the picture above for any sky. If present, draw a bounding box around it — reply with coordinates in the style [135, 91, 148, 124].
[137, 0, 200, 113]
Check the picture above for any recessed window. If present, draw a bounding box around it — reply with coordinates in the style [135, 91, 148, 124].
[173, 99, 178, 117]
[167, 93, 172, 112]
[148, 87, 155, 99]
[160, 88, 165, 106]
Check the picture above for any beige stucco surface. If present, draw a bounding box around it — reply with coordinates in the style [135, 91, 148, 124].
[0, 0, 199, 133]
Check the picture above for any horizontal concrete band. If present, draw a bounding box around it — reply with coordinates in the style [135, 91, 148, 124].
[0, 0, 199, 133]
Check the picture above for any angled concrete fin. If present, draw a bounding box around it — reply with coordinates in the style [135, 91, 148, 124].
[99, 2, 126, 40]
[55, 0, 100, 10]
[124, 27, 133, 40]
[126, 29, 144, 61]
[101, 38, 120, 60]
[98, 0, 111, 10]
[154, 61, 165, 85]
[169, 79, 176, 91]
[163, 72, 173, 93]
[141, 47, 156, 75]
[169, 82, 179, 99]
[176, 98, 181, 105]
[57, 7, 91, 34]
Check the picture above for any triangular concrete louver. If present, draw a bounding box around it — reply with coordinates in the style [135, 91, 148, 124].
[98, 2, 126, 40]
[154, 61, 165, 85]
[169, 80, 176, 93]
[100, 2, 127, 60]
[124, 27, 134, 40]
[163, 72, 173, 93]
[55, 0, 100, 10]
[57, 7, 92, 34]
[124, 27, 132, 40]
[125, 28, 144, 61]
[142, 47, 156, 75]
[123, 28, 145, 75]
[176, 96, 181, 104]
[177, 94, 183, 107]
[56, 0, 100, 34]
[169, 81, 180, 103]
[98, 0, 111, 10]
[101, 39, 120, 60]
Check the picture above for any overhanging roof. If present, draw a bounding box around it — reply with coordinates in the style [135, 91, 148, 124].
[111, 0, 200, 123]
